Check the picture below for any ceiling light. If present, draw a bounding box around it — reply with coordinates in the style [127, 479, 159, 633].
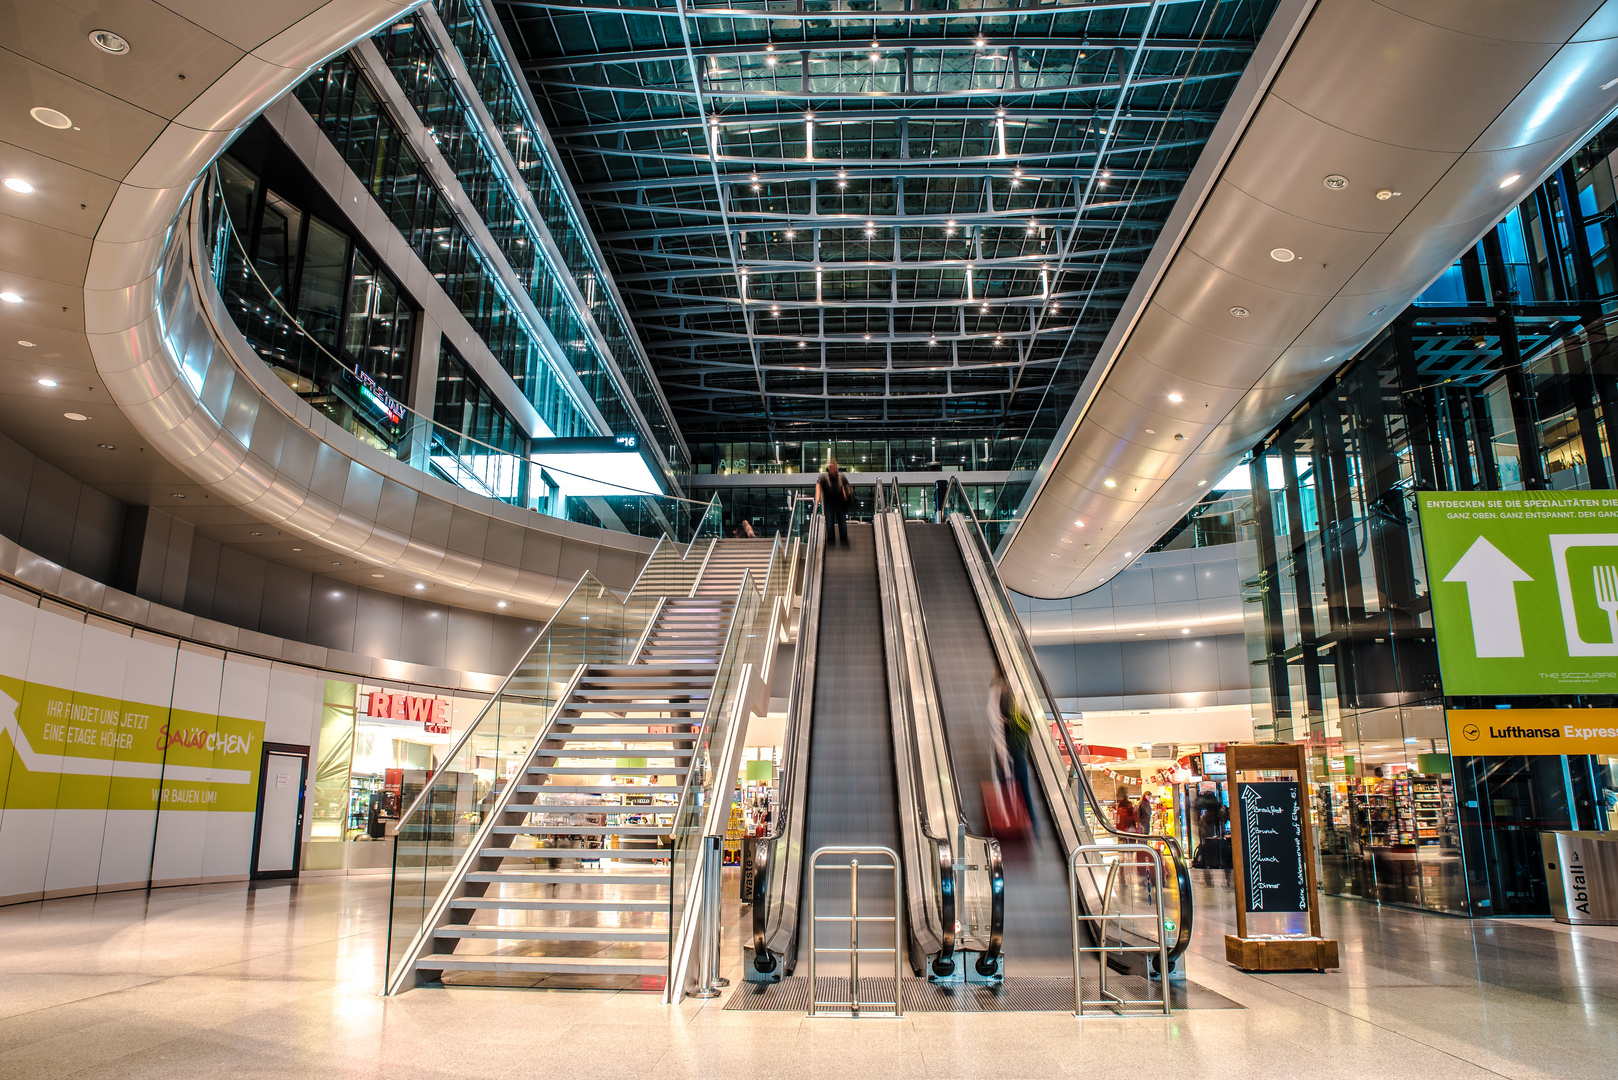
[371, 572, 385, 578]
[250, 531, 262, 536]
[1269, 247, 1295, 262]
[1123, 552, 1133, 558]
[1498, 174, 1521, 189]
[292, 547, 301, 552]
[30, 107, 72, 129]
[1285, 394, 1296, 400]
[331, 561, 342, 567]
[1603, 77, 1618, 90]
[97, 444, 115, 451]
[798, 340, 807, 348]
[170, 492, 185, 498]
[975, 36, 986, 47]
[1103, 479, 1117, 488]
[1060, 538, 1073, 544]
[89, 30, 130, 54]
[17, 340, 35, 347]
[1074, 520, 1084, 527]
[64, 412, 88, 421]
[37, 378, 57, 388]
[414, 582, 426, 590]
[1322, 174, 1348, 191]
[0, 292, 22, 304]
[3, 178, 34, 194]
[1229, 306, 1250, 318]
[1197, 480, 1207, 486]
[1181, 628, 1191, 635]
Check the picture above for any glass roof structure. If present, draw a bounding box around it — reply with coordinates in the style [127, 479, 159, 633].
[494, 0, 1281, 449]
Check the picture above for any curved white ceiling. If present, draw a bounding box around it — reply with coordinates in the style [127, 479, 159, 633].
[1002, 0, 1618, 598]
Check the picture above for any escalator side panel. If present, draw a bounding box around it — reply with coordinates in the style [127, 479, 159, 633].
[793, 524, 905, 973]
[904, 522, 1073, 976]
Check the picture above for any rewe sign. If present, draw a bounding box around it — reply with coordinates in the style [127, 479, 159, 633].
[366, 691, 451, 734]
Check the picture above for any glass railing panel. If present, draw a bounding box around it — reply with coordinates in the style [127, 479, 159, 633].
[197, 166, 713, 543]
[666, 577, 763, 969]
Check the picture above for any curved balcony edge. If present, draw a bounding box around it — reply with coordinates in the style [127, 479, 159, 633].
[81, 0, 656, 609]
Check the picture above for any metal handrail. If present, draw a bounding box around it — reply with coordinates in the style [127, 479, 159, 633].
[751, 504, 824, 974]
[807, 845, 904, 1018]
[944, 474, 1194, 964]
[1069, 843, 1171, 1016]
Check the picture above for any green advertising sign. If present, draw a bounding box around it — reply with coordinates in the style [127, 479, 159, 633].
[1418, 491, 1618, 696]
[0, 675, 265, 812]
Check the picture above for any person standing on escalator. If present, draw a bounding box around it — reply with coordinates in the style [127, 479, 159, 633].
[816, 460, 852, 546]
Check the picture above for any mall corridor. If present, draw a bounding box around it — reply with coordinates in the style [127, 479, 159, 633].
[0, 877, 1613, 1079]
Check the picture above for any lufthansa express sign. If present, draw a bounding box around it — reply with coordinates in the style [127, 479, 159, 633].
[1446, 708, 1618, 756]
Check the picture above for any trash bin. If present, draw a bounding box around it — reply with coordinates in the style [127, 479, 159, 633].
[1540, 831, 1618, 925]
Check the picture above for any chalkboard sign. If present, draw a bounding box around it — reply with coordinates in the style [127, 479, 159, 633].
[1236, 781, 1308, 913]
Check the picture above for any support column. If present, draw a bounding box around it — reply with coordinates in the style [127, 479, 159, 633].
[405, 311, 441, 472]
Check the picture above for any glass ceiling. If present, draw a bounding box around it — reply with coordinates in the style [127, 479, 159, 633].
[493, 0, 1281, 450]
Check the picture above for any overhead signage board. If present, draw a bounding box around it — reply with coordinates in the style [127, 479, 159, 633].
[1445, 708, 1618, 756]
[1417, 491, 1618, 696]
[1235, 781, 1309, 914]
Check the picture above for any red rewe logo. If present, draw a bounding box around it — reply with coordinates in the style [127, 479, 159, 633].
[367, 692, 451, 734]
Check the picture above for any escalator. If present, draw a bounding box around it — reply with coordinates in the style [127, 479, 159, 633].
[750, 510, 957, 979]
[901, 478, 1194, 978]
[904, 521, 1074, 973]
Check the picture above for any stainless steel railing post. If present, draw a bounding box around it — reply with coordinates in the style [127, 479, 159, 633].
[807, 846, 903, 1018]
[1068, 842, 1172, 1017]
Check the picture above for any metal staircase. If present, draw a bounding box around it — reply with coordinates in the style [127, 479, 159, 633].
[400, 540, 778, 989]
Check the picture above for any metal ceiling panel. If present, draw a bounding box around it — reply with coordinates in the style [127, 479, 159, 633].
[0, 48, 167, 179]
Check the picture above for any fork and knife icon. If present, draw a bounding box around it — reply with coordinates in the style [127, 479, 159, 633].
[1594, 566, 1618, 642]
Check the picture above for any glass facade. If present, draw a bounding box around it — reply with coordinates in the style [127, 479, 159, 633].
[372, 15, 684, 481]
[692, 436, 1038, 475]
[292, 55, 593, 442]
[431, 340, 531, 504]
[214, 153, 414, 455]
[1242, 118, 1618, 916]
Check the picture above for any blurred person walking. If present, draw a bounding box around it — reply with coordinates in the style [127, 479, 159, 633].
[816, 460, 852, 546]
[983, 671, 1035, 839]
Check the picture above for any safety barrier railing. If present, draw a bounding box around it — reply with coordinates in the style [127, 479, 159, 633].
[807, 846, 904, 1018]
[382, 503, 721, 993]
[1069, 844, 1171, 1016]
[942, 475, 1194, 970]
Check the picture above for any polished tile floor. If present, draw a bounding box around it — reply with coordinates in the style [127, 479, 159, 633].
[0, 877, 1613, 1079]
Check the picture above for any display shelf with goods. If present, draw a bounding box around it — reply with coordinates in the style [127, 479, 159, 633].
[1352, 787, 1397, 847]
[347, 776, 386, 839]
[724, 803, 745, 866]
[1410, 777, 1457, 848]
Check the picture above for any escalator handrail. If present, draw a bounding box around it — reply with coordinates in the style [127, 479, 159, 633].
[877, 484, 1004, 973]
[943, 476, 1195, 963]
[750, 504, 825, 973]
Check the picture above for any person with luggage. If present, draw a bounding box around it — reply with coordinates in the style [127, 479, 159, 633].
[984, 671, 1035, 838]
[815, 460, 852, 546]
[1192, 783, 1231, 885]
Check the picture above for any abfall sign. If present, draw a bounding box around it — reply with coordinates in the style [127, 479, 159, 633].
[366, 691, 451, 734]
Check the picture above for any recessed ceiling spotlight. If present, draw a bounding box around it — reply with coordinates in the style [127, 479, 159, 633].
[249, 531, 262, 536]
[0, 292, 22, 304]
[292, 547, 302, 552]
[1197, 479, 1207, 486]
[1144, 428, 1156, 434]
[17, 340, 36, 347]
[89, 30, 130, 54]
[497, 600, 508, 608]
[1180, 628, 1191, 635]
[1167, 392, 1182, 403]
[3, 178, 34, 194]
[64, 412, 88, 421]
[37, 378, 57, 387]
[1123, 552, 1133, 557]
[1322, 174, 1348, 191]
[1269, 247, 1295, 262]
[1229, 306, 1250, 318]
[1060, 537, 1073, 544]
[1375, 188, 1400, 201]
[1103, 478, 1117, 488]
[30, 107, 73, 129]
[331, 561, 342, 567]
[1074, 520, 1084, 527]
[371, 572, 385, 578]
[414, 582, 426, 590]
[1604, 77, 1618, 90]
[97, 443, 115, 451]
[1498, 174, 1521, 189]
[1285, 394, 1296, 400]
[169, 491, 186, 498]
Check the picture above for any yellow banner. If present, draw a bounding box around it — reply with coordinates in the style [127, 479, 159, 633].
[1447, 709, 1618, 756]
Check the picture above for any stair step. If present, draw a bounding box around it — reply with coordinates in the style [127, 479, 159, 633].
[528, 767, 686, 777]
[463, 870, 666, 887]
[452, 893, 669, 912]
[417, 954, 666, 976]
[514, 785, 684, 794]
[435, 926, 667, 942]
[492, 825, 669, 835]
[480, 846, 671, 860]
[503, 803, 673, 814]
[533, 749, 694, 760]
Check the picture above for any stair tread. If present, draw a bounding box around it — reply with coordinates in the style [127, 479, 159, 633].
[480, 847, 670, 859]
[435, 926, 666, 940]
[416, 954, 665, 974]
[463, 869, 666, 884]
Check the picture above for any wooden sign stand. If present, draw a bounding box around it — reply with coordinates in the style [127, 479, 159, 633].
[1224, 743, 1339, 972]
